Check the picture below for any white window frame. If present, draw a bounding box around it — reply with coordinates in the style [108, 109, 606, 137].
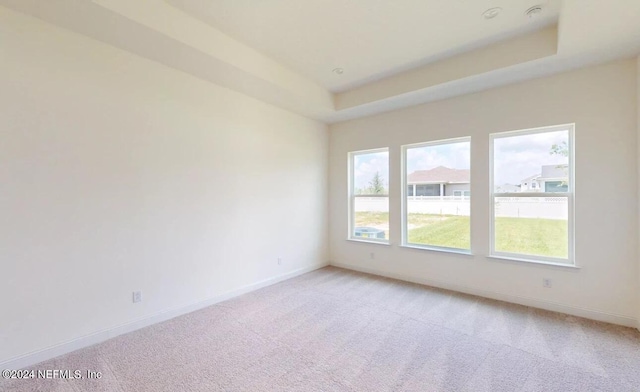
[401, 137, 471, 253]
[348, 148, 389, 244]
[452, 190, 471, 200]
[489, 124, 575, 265]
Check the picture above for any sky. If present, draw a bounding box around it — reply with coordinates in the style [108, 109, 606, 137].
[494, 130, 569, 186]
[352, 130, 569, 191]
[353, 151, 389, 191]
[353, 142, 470, 191]
[406, 141, 470, 173]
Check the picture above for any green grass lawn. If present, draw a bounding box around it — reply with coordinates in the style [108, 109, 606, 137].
[355, 212, 568, 258]
[407, 214, 470, 250]
[494, 216, 567, 258]
[355, 211, 389, 228]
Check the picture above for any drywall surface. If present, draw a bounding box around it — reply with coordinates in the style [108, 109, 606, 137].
[0, 7, 328, 364]
[330, 59, 638, 325]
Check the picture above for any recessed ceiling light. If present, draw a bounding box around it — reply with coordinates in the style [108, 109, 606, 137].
[525, 5, 544, 18]
[332, 68, 344, 75]
[482, 7, 502, 20]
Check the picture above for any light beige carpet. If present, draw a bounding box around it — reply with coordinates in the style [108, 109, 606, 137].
[2, 266, 640, 392]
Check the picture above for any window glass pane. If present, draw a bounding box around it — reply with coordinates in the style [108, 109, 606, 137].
[494, 197, 568, 259]
[352, 150, 389, 240]
[545, 181, 568, 193]
[492, 127, 572, 262]
[405, 140, 470, 250]
[353, 151, 388, 195]
[494, 130, 569, 193]
[354, 197, 389, 240]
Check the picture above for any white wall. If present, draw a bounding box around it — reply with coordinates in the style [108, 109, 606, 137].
[0, 8, 328, 364]
[330, 59, 638, 326]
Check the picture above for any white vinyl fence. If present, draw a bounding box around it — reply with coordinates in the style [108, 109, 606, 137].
[494, 197, 567, 220]
[354, 196, 567, 220]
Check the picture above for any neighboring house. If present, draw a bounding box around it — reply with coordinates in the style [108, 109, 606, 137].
[407, 166, 470, 198]
[496, 183, 521, 193]
[519, 164, 569, 192]
[519, 174, 541, 192]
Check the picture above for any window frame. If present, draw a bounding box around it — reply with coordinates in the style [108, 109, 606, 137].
[401, 136, 472, 253]
[348, 147, 390, 244]
[489, 124, 575, 265]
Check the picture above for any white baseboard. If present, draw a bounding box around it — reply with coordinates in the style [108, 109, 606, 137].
[330, 261, 639, 329]
[1, 262, 328, 370]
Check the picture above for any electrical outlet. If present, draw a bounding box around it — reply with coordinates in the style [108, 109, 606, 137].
[277, 257, 282, 265]
[542, 278, 552, 288]
[132, 291, 142, 303]
[370, 252, 375, 259]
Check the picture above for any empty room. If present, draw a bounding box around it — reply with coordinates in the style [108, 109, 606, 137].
[1, 0, 640, 391]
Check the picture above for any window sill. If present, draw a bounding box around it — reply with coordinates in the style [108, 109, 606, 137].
[487, 255, 580, 269]
[346, 238, 391, 246]
[400, 244, 473, 256]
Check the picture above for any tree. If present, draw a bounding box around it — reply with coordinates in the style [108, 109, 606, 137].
[368, 171, 385, 194]
[550, 141, 568, 157]
[550, 140, 569, 187]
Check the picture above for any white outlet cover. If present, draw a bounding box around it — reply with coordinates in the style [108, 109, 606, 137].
[133, 291, 142, 303]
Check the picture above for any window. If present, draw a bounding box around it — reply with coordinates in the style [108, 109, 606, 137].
[349, 149, 389, 242]
[491, 124, 574, 264]
[545, 181, 568, 193]
[402, 138, 471, 251]
[409, 184, 443, 197]
[453, 190, 471, 199]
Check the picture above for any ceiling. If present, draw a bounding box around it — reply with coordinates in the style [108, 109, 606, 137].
[1, 0, 639, 123]
[167, 0, 561, 92]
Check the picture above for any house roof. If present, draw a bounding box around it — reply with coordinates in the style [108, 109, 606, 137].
[408, 166, 470, 184]
[497, 184, 521, 192]
[521, 174, 540, 183]
[520, 164, 568, 183]
[541, 164, 568, 179]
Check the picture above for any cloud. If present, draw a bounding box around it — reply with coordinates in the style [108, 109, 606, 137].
[407, 141, 470, 173]
[350, 130, 570, 192]
[354, 151, 389, 189]
[494, 130, 569, 186]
